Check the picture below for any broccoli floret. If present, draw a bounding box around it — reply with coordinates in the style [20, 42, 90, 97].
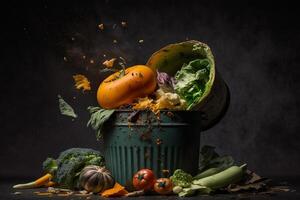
[170, 169, 193, 188]
[42, 148, 105, 189]
[42, 157, 58, 175]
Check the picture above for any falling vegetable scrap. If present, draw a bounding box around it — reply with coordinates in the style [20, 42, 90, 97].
[98, 23, 104, 30]
[58, 95, 77, 118]
[102, 58, 116, 68]
[73, 74, 91, 91]
[121, 21, 127, 27]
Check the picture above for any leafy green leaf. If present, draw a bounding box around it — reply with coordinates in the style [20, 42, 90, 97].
[227, 170, 270, 192]
[87, 106, 114, 140]
[174, 58, 210, 110]
[58, 95, 77, 118]
[198, 145, 235, 173]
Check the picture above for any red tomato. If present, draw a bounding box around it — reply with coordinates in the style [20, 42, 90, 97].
[154, 178, 173, 195]
[132, 169, 156, 190]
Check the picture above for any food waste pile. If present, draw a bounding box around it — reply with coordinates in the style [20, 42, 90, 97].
[12, 147, 290, 198]
[12, 34, 291, 198]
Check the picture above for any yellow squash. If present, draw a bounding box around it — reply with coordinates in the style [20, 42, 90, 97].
[97, 65, 156, 109]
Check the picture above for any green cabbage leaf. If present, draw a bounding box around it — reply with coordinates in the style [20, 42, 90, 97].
[174, 58, 210, 110]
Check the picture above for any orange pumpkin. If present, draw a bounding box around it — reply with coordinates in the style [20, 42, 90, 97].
[97, 65, 157, 109]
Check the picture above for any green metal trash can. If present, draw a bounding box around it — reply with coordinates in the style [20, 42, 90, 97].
[102, 40, 230, 186]
[103, 110, 201, 186]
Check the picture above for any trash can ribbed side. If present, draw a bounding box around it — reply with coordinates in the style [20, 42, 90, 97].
[103, 110, 201, 185]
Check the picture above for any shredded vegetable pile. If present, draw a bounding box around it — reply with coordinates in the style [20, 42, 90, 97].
[132, 61, 210, 113]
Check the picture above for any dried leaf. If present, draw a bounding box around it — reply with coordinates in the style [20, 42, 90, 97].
[244, 170, 268, 184]
[58, 95, 77, 118]
[228, 181, 268, 192]
[73, 74, 91, 91]
[102, 58, 116, 68]
[269, 186, 290, 192]
[227, 170, 270, 193]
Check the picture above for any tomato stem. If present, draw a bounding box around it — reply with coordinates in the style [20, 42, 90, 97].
[137, 173, 145, 181]
[158, 181, 166, 188]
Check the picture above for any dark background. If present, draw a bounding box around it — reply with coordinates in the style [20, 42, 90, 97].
[1, 0, 299, 180]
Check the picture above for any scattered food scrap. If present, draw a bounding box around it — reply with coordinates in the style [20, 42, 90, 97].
[102, 58, 116, 68]
[98, 23, 104, 30]
[58, 95, 78, 118]
[12, 192, 21, 195]
[34, 192, 53, 196]
[127, 110, 140, 123]
[101, 182, 128, 197]
[73, 74, 91, 92]
[138, 39, 144, 43]
[156, 138, 163, 145]
[125, 190, 145, 197]
[121, 21, 127, 27]
[133, 97, 155, 111]
[166, 111, 174, 118]
[140, 130, 152, 142]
